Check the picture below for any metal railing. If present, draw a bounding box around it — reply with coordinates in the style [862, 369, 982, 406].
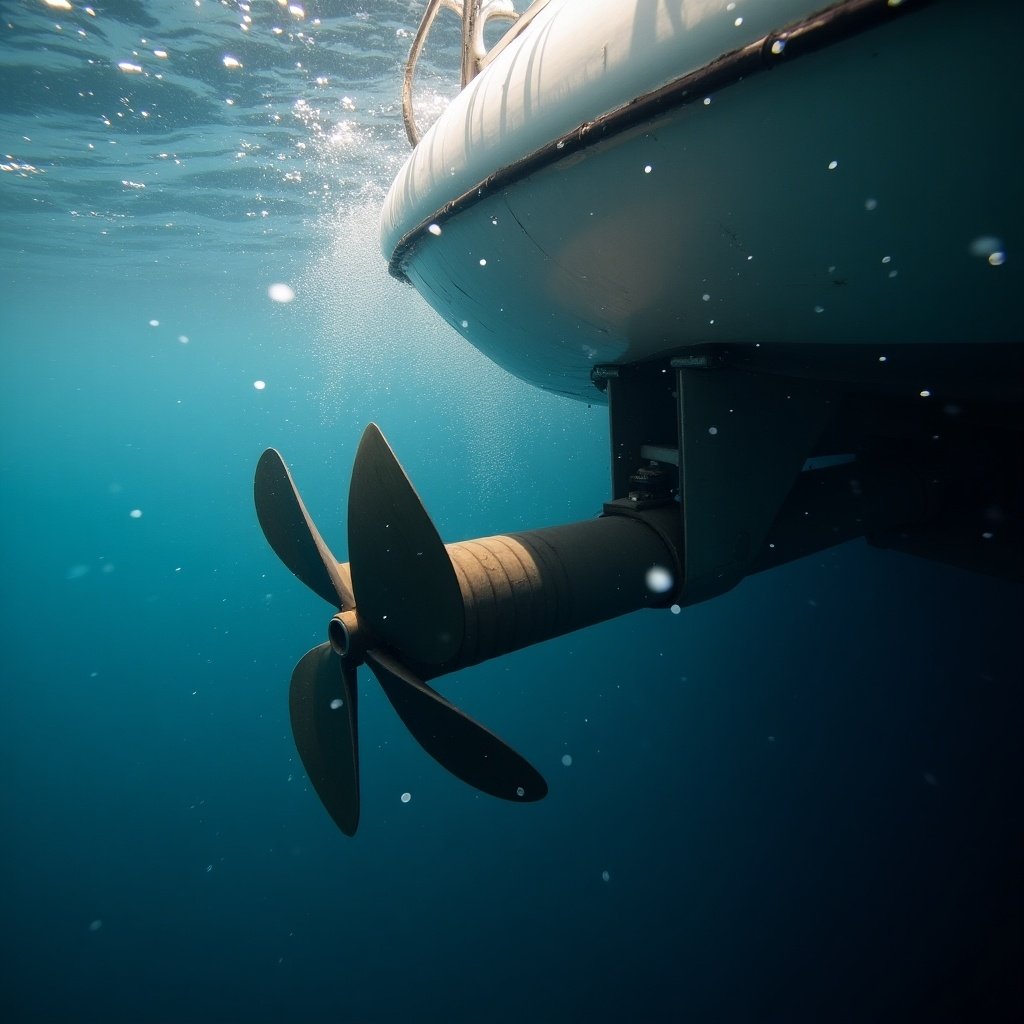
[402, 0, 520, 147]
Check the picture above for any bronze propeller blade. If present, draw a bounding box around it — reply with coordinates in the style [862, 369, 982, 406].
[365, 647, 547, 803]
[255, 448, 354, 610]
[289, 644, 360, 836]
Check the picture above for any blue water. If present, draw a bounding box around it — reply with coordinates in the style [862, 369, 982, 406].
[2, 2, 1022, 1021]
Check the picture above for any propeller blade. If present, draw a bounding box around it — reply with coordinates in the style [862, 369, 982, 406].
[255, 448, 355, 609]
[348, 424, 463, 668]
[289, 644, 360, 836]
[365, 648, 547, 803]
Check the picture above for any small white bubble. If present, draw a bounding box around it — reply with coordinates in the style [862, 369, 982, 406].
[88, 919, 103, 932]
[814, 305, 825, 314]
[400, 792, 411, 803]
[708, 426, 718, 436]
[981, 531, 994, 540]
[919, 389, 931, 398]
[516, 786, 525, 797]
[129, 508, 142, 519]
[770, 39, 786, 55]
[878, 355, 888, 362]
[460, 319, 469, 329]
[148, 319, 159, 327]
[643, 164, 652, 174]
[864, 198, 878, 211]
[601, 870, 610, 883]
[329, 698, 344, 710]
[253, 380, 266, 390]
[734, 16, 743, 26]
[222, 55, 242, 68]
[882, 255, 892, 264]
[701, 293, 710, 301]
[427, 223, 442, 236]
[670, 604, 681, 615]
[827, 160, 838, 170]
[703, 96, 711, 106]
[561, 754, 573, 767]
[267, 282, 295, 302]
[988, 251, 1006, 266]
[645, 565, 674, 594]
[206, 864, 213, 873]
[479, 258, 487, 266]
[178, 334, 189, 344]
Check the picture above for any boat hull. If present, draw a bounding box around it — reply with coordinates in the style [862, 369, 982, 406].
[383, 0, 1022, 400]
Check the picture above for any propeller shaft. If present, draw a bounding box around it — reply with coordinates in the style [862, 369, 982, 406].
[444, 505, 682, 673]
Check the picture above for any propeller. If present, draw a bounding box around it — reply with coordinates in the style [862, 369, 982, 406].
[254, 424, 547, 836]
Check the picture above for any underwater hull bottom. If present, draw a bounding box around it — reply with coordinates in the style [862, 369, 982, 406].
[395, 0, 1022, 401]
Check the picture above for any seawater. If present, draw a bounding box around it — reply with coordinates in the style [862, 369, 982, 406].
[2, 3, 1021, 1022]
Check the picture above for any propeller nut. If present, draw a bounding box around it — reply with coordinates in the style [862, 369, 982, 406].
[328, 610, 362, 660]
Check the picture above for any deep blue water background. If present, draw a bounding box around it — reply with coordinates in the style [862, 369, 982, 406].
[2, 2, 1022, 1021]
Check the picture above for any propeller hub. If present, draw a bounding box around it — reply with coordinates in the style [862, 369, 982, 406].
[329, 609, 363, 661]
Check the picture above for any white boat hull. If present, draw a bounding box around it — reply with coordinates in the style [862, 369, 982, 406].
[382, 0, 1022, 399]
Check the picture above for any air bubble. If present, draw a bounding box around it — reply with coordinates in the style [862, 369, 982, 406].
[427, 223, 442, 236]
[267, 282, 295, 302]
[329, 698, 344, 710]
[400, 792, 411, 803]
[645, 565, 674, 594]
[561, 754, 573, 767]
